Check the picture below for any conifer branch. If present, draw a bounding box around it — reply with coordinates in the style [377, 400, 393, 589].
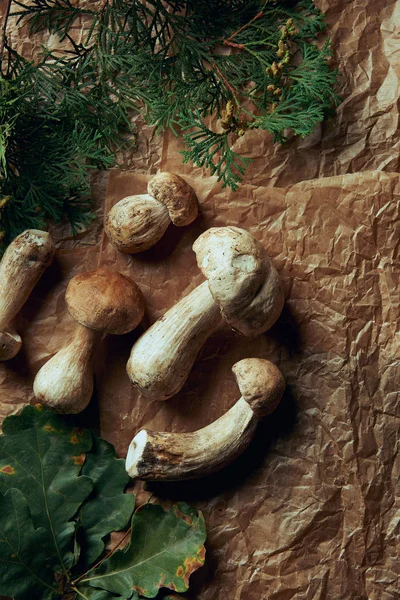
[0, 0, 340, 250]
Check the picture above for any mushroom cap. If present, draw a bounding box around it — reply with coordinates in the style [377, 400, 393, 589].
[232, 358, 285, 418]
[105, 194, 171, 253]
[147, 172, 198, 227]
[193, 226, 284, 336]
[66, 268, 145, 335]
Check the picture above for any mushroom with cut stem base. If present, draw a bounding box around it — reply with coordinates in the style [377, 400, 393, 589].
[33, 268, 145, 414]
[126, 226, 284, 401]
[105, 172, 198, 253]
[126, 358, 285, 481]
[0, 229, 55, 361]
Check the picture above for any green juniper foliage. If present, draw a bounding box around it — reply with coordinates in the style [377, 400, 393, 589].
[0, 0, 339, 250]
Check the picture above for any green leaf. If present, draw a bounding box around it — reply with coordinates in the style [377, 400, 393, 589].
[0, 488, 61, 600]
[78, 436, 135, 567]
[79, 503, 206, 599]
[76, 585, 123, 599]
[0, 405, 93, 573]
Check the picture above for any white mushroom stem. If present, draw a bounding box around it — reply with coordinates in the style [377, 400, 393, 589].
[0, 230, 55, 361]
[126, 358, 285, 481]
[126, 397, 256, 481]
[127, 227, 284, 402]
[33, 324, 100, 414]
[127, 281, 221, 401]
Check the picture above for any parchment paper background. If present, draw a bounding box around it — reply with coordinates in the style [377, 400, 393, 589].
[0, 1, 399, 599]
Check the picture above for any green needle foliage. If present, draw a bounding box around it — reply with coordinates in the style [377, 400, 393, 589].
[1, 0, 339, 250]
[0, 404, 206, 600]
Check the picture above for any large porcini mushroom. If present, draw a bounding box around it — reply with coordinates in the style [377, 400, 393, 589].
[33, 268, 144, 414]
[126, 226, 284, 401]
[126, 358, 285, 481]
[105, 172, 198, 253]
[0, 229, 55, 361]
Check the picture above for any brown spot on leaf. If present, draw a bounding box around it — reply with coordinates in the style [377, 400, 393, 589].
[180, 546, 206, 587]
[176, 566, 184, 577]
[43, 425, 57, 433]
[173, 505, 193, 525]
[132, 586, 148, 595]
[1, 465, 14, 475]
[73, 454, 86, 465]
[70, 427, 84, 444]
[10, 554, 16, 558]
[35, 403, 44, 411]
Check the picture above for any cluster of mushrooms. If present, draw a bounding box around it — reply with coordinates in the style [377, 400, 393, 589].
[0, 173, 286, 482]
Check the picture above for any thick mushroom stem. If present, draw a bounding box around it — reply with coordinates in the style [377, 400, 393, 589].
[0, 229, 55, 360]
[126, 397, 256, 481]
[127, 281, 221, 401]
[33, 324, 100, 414]
[105, 194, 171, 254]
[126, 359, 285, 481]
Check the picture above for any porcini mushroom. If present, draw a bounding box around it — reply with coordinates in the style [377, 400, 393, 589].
[0, 229, 55, 361]
[127, 226, 284, 401]
[33, 268, 144, 414]
[126, 358, 285, 481]
[105, 172, 198, 253]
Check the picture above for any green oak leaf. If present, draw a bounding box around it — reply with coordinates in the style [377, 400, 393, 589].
[78, 503, 206, 599]
[76, 585, 123, 599]
[0, 488, 62, 600]
[78, 436, 135, 567]
[0, 405, 93, 572]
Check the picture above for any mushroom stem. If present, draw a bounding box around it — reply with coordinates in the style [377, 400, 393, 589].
[126, 227, 284, 402]
[127, 281, 221, 401]
[126, 359, 285, 481]
[34, 268, 144, 414]
[126, 397, 256, 481]
[0, 229, 55, 360]
[33, 324, 100, 414]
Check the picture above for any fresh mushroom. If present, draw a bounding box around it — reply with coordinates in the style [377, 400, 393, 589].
[127, 226, 284, 401]
[33, 268, 144, 414]
[0, 229, 55, 361]
[126, 358, 285, 481]
[105, 172, 198, 253]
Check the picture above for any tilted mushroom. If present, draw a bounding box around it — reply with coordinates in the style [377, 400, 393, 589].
[105, 172, 198, 253]
[0, 229, 55, 361]
[126, 358, 285, 481]
[126, 226, 284, 401]
[34, 268, 144, 414]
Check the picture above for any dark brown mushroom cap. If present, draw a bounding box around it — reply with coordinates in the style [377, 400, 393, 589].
[147, 172, 198, 227]
[232, 358, 285, 418]
[66, 268, 145, 335]
[193, 226, 284, 336]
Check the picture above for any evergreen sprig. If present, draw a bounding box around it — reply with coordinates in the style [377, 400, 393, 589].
[1, 0, 340, 249]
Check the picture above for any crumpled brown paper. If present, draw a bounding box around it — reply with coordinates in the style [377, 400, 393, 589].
[1, 0, 399, 598]
[1, 170, 398, 600]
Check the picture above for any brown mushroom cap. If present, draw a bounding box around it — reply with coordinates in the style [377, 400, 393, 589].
[66, 268, 145, 335]
[232, 358, 285, 417]
[147, 172, 198, 227]
[193, 226, 284, 336]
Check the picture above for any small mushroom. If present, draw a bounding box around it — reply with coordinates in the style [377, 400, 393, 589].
[126, 358, 285, 481]
[105, 172, 198, 253]
[126, 226, 284, 401]
[0, 229, 55, 361]
[33, 268, 145, 414]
